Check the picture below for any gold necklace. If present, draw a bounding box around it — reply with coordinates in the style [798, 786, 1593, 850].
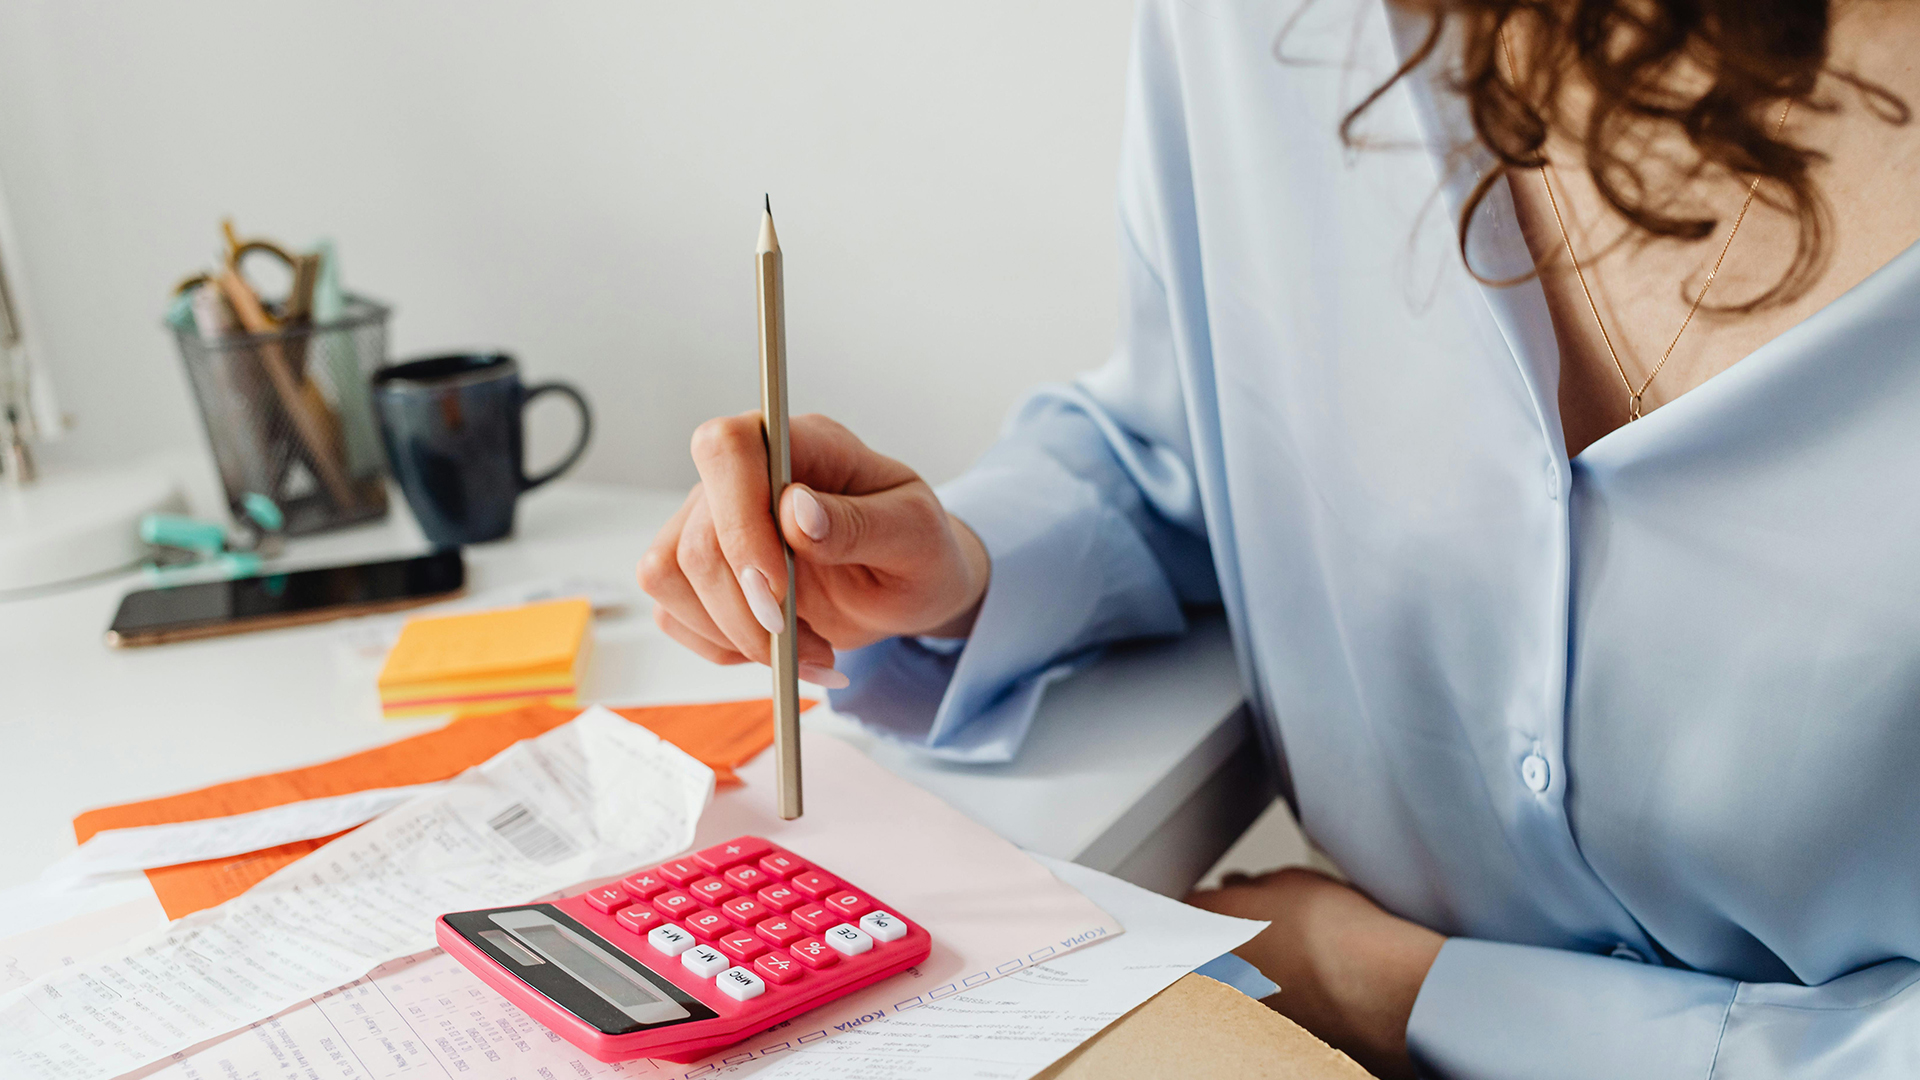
[1501, 33, 1793, 421]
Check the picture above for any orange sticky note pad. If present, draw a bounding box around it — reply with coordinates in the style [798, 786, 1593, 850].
[378, 598, 593, 718]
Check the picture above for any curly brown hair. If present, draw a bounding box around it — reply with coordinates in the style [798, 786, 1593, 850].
[1339, 0, 1910, 309]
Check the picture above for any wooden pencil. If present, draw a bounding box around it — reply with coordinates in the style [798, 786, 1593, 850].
[757, 196, 803, 820]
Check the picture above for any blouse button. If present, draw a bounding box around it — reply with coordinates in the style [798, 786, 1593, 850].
[1520, 754, 1551, 793]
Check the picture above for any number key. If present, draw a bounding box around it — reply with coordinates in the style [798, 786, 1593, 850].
[723, 864, 770, 892]
[791, 902, 838, 932]
[688, 876, 737, 903]
[652, 891, 702, 919]
[684, 909, 731, 940]
[716, 931, 767, 962]
[823, 890, 871, 919]
[754, 916, 805, 946]
[789, 937, 839, 969]
[720, 897, 769, 928]
[757, 884, 802, 911]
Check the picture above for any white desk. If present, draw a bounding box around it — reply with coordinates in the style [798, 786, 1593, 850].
[0, 482, 1269, 898]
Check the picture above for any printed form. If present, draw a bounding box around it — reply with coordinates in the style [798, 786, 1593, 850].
[111, 859, 1260, 1080]
[0, 707, 713, 1080]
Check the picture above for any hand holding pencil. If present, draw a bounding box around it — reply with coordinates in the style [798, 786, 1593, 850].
[637, 200, 993, 792]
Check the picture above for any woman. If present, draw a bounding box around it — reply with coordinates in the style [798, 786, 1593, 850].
[639, 1, 1920, 1075]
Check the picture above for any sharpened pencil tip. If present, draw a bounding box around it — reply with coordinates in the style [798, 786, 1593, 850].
[764, 194, 771, 215]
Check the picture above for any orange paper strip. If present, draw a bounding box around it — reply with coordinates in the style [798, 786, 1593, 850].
[73, 698, 802, 919]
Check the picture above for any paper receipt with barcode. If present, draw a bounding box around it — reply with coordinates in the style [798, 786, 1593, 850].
[0, 706, 714, 1080]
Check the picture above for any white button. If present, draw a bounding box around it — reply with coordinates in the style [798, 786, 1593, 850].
[1521, 754, 1550, 793]
[716, 966, 766, 1001]
[824, 923, 873, 956]
[682, 944, 729, 977]
[649, 924, 695, 957]
[859, 911, 907, 943]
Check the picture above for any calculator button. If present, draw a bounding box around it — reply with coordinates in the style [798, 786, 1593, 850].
[858, 911, 907, 942]
[688, 877, 737, 903]
[683, 944, 729, 978]
[791, 903, 838, 932]
[716, 966, 767, 1001]
[652, 891, 702, 919]
[582, 885, 630, 914]
[684, 910, 731, 940]
[720, 897, 769, 927]
[759, 852, 808, 878]
[694, 837, 774, 872]
[657, 859, 706, 885]
[717, 931, 768, 962]
[789, 937, 839, 969]
[649, 924, 696, 957]
[723, 864, 770, 892]
[617, 907, 663, 934]
[790, 870, 839, 898]
[824, 923, 874, 956]
[754, 951, 804, 985]
[824, 891, 871, 919]
[757, 884, 802, 911]
[754, 916, 805, 946]
[620, 870, 670, 899]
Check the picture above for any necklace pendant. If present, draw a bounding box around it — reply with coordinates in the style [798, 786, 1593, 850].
[1628, 394, 1643, 422]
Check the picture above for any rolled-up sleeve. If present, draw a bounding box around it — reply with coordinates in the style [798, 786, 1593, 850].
[1409, 937, 1920, 1079]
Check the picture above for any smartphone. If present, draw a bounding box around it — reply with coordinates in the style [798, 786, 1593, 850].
[106, 549, 466, 647]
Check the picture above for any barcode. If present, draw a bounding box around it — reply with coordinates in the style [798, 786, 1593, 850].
[487, 803, 577, 865]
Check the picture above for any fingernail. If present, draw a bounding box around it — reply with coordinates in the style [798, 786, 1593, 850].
[799, 663, 850, 689]
[739, 566, 785, 633]
[792, 487, 829, 542]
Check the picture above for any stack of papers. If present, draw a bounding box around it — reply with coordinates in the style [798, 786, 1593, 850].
[378, 597, 593, 717]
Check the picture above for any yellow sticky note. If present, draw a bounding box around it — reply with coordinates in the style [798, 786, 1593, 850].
[378, 598, 593, 716]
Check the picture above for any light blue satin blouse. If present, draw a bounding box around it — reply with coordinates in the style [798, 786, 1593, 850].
[829, 1, 1920, 1075]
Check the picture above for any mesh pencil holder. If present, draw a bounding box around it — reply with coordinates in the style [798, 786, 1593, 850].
[172, 296, 392, 536]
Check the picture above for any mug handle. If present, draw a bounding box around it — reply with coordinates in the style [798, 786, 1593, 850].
[519, 381, 593, 491]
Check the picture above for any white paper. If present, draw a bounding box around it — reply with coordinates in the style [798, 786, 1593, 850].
[0, 900, 169, 997]
[38, 784, 447, 886]
[734, 856, 1269, 1080]
[0, 707, 712, 1080]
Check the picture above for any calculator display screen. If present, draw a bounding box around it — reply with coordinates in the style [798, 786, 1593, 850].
[514, 925, 663, 1008]
[444, 905, 715, 1035]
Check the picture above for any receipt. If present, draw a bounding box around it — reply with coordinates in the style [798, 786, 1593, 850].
[0, 706, 712, 1080]
[39, 784, 447, 886]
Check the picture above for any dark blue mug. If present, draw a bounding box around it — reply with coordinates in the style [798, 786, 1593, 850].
[371, 353, 591, 545]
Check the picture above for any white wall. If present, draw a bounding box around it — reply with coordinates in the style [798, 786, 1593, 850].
[0, 1, 1131, 491]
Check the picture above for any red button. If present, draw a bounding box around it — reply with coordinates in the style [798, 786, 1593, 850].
[720, 897, 769, 927]
[620, 870, 670, 899]
[754, 916, 805, 946]
[717, 931, 768, 962]
[824, 891, 871, 919]
[657, 859, 705, 886]
[694, 837, 774, 872]
[652, 891, 702, 918]
[688, 876, 736, 904]
[616, 906, 662, 934]
[757, 884, 801, 911]
[759, 852, 808, 878]
[791, 903, 838, 932]
[790, 937, 839, 968]
[754, 950, 804, 984]
[582, 885, 630, 914]
[684, 909, 731, 940]
[723, 864, 770, 892]
[790, 870, 838, 898]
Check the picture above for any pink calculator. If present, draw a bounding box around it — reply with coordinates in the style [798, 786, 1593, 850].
[436, 835, 932, 1063]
